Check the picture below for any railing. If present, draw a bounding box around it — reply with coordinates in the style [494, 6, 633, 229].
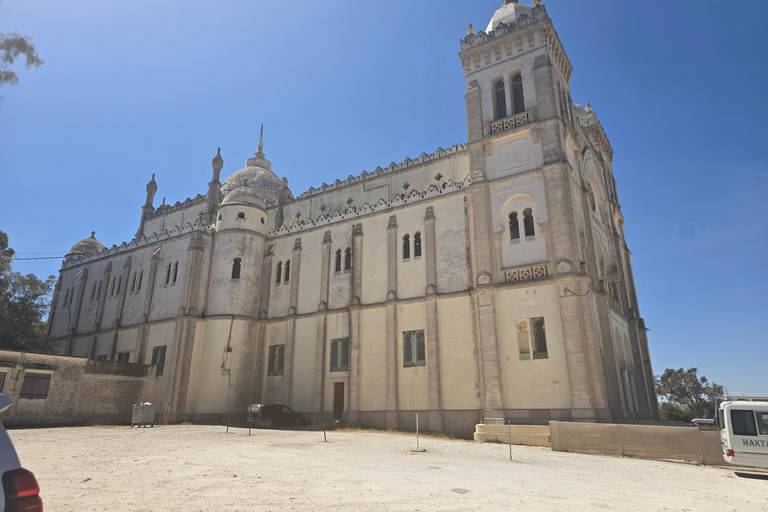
[504, 263, 548, 284]
[484, 109, 537, 136]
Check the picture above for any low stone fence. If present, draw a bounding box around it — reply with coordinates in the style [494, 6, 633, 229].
[0, 350, 156, 427]
[549, 421, 724, 465]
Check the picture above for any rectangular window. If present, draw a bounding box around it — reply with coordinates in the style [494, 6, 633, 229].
[116, 352, 130, 363]
[757, 412, 768, 436]
[0, 372, 6, 393]
[19, 373, 51, 400]
[403, 330, 426, 367]
[531, 317, 548, 359]
[329, 338, 350, 372]
[731, 409, 757, 436]
[267, 344, 285, 376]
[151, 345, 167, 377]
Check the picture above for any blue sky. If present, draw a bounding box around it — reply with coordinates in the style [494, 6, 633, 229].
[1, 0, 766, 392]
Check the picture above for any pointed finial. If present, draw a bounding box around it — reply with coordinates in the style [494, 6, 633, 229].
[533, 0, 542, 6]
[586, 102, 593, 113]
[212, 146, 223, 173]
[256, 125, 265, 158]
[91, 231, 96, 238]
[151, 173, 155, 181]
[162, 196, 166, 206]
[467, 23, 475, 36]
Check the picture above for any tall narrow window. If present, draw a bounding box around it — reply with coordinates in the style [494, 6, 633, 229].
[275, 261, 282, 284]
[523, 208, 535, 237]
[97, 281, 102, 300]
[62, 289, 70, 307]
[284, 260, 291, 283]
[335, 249, 342, 273]
[165, 263, 172, 284]
[110, 277, 116, 297]
[151, 345, 167, 377]
[413, 232, 422, 258]
[268, 344, 285, 376]
[130, 272, 136, 292]
[172, 261, 179, 283]
[531, 317, 548, 359]
[403, 330, 426, 367]
[512, 73, 525, 114]
[344, 247, 352, 270]
[91, 282, 97, 301]
[403, 234, 410, 260]
[232, 258, 241, 279]
[137, 270, 143, 291]
[329, 338, 350, 372]
[116, 275, 122, 295]
[509, 211, 520, 240]
[493, 79, 507, 120]
[587, 184, 596, 212]
[69, 287, 74, 306]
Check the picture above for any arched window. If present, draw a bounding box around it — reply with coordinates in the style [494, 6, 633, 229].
[587, 183, 596, 212]
[344, 247, 352, 270]
[523, 208, 535, 237]
[335, 249, 342, 273]
[97, 280, 102, 300]
[276, 261, 282, 284]
[69, 288, 74, 306]
[511, 73, 525, 114]
[110, 277, 116, 296]
[402, 234, 410, 260]
[509, 211, 520, 240]
[413, 232, 422, 258]
[116, 275, 122, 295]
[137, 270, 143, 291]
[91, 282, 97, 301]
[130, 272, 136, 292]
[63, 288, 70, 307]
[166, 263, 172, 284]
[493, 78, 507, 120]
[172, 261, 179, 283]
[232, 258, 241, 279]
[284, 260, 291, 283]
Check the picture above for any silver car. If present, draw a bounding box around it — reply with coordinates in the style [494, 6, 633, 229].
[0, 394, 43, 512]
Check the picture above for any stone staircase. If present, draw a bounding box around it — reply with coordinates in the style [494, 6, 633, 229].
[474, 424, 551, 447]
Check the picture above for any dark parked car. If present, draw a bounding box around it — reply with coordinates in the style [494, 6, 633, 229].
[246, 404, 305, 428]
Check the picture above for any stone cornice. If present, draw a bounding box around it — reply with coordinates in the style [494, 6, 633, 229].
[148, 193, 207, 219]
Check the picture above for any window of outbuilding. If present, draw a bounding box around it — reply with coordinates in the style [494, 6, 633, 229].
[329, 338, 350, 372]
[414, 232, 422, 258]
[232, 258, 241, 280]
[531, 317, 548, 359]
[151, 345, 167, 377]
[344, 247, 352, 271]
[268, 344, 285, 376]
[403, 330, 426, 367]
[523, 208, 535, 238]
[402, 234, 410, 260]
[19, 373, 51, 400]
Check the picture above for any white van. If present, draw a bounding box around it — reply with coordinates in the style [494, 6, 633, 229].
[717, 396, 768, 469]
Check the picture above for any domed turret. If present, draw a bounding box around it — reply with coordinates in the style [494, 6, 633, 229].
[222, 184, 265, 208]
[67, 231, 105, 260]
[486, 0, 533, 32]
[220, 130, 293, 205]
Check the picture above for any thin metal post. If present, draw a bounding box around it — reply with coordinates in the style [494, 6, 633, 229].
[416, 413, 420, 451]
[508, 423, 512, 461]
[226, 404, 231, 433]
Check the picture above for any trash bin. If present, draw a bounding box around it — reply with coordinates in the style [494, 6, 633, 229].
[131, 402, 156, 428]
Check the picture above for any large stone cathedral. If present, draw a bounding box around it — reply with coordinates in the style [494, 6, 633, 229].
[48, 0, 660, 433]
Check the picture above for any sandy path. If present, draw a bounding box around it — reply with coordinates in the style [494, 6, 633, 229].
[7, 425, 768, 511]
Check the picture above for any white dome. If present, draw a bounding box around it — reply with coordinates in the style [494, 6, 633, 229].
[486, 1, 533, 33]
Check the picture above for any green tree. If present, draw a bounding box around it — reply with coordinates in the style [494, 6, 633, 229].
[1, 0, 44, 89]
[0, 230, 58, 353]
[655, 367, 724, 423]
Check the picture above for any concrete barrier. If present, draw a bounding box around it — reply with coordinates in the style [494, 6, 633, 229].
[549, 421, 725, 465]
[474, 424, 551, 447]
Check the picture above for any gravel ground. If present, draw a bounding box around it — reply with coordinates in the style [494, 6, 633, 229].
[7, 425, 768, 511]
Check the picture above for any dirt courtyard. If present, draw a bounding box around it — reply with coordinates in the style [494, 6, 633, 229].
[7, 425, 768, 511]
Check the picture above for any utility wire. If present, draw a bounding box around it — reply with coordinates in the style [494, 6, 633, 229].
[11, 256, 66, 260]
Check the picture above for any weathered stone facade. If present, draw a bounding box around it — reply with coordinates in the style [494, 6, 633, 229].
[47, 1, 659, 433]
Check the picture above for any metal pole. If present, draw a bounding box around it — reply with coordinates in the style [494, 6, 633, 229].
[226, 404, 231, 433]
[416, 413, 420, 451]
[508, 423, 512, 461]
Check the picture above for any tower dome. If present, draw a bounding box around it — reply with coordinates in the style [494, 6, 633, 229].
[486, 0, 533, 32]
[221, 184, 265, 208]
[220, 133, 293, 205]
[66, 231, 105, 260]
